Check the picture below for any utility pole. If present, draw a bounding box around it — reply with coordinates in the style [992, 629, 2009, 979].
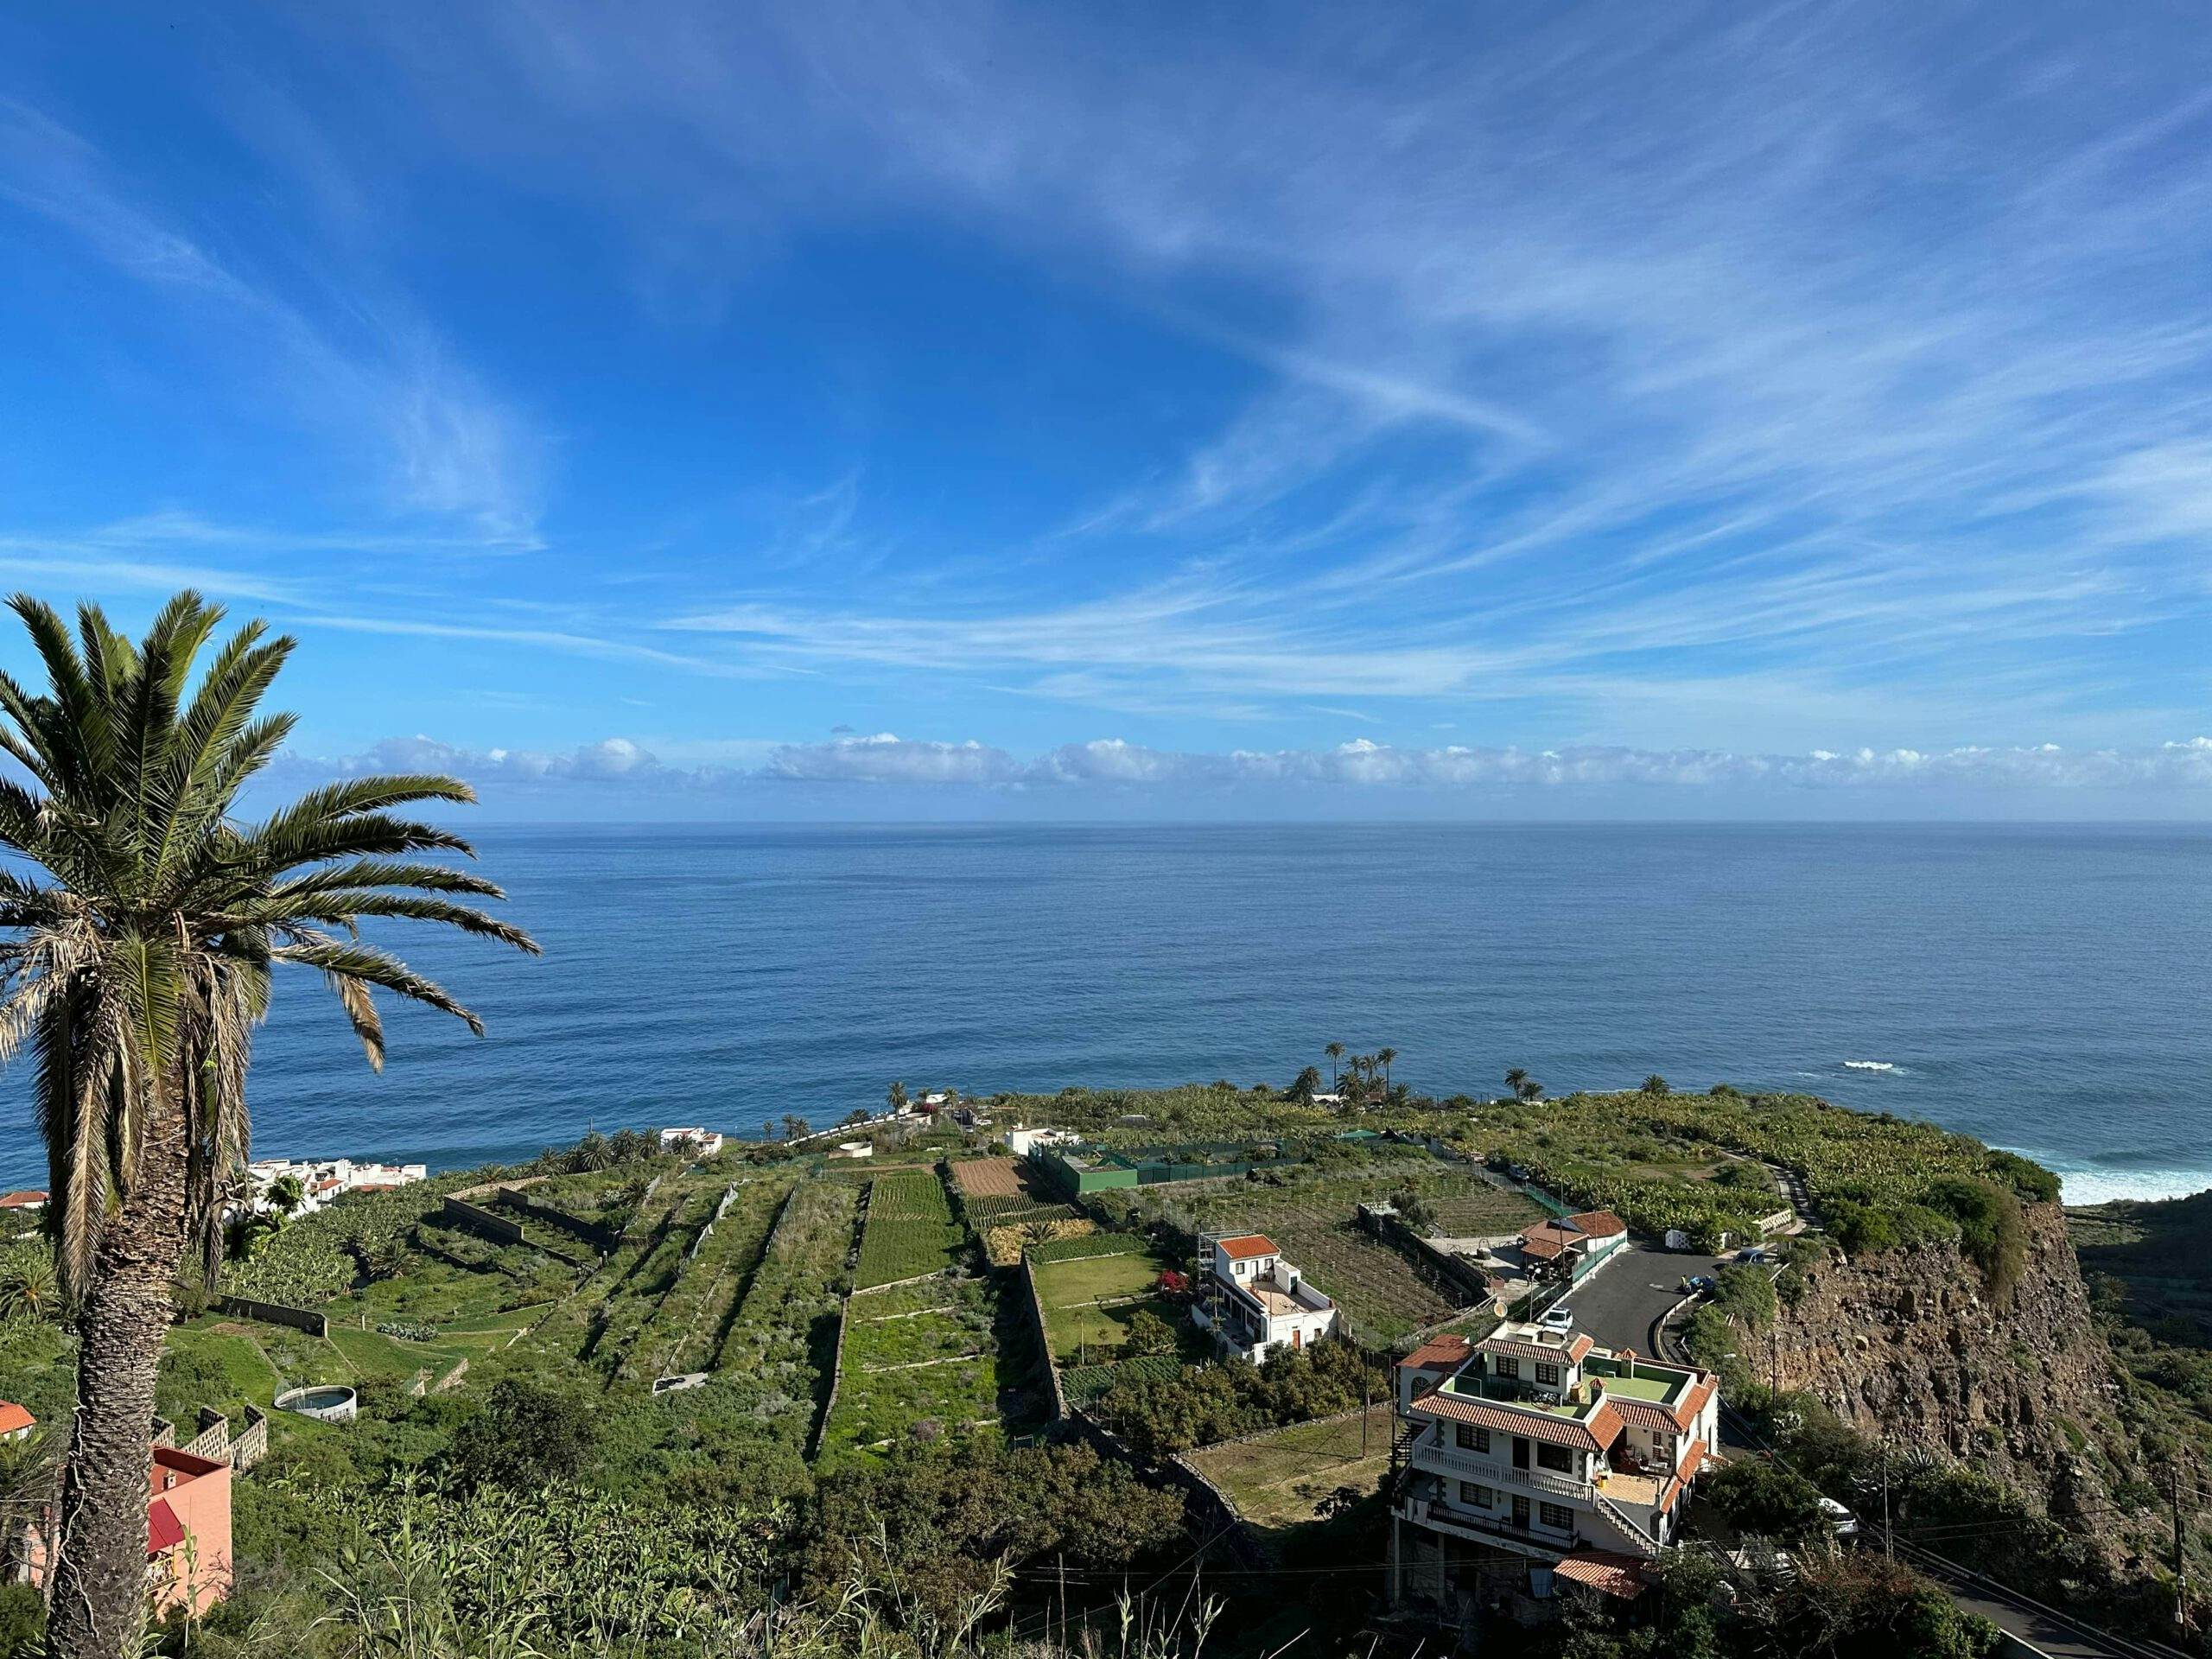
[1882, 1459, 1893, 1561]
[2172, 1469, 2190, 1635]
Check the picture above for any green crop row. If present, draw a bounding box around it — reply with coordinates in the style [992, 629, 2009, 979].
[1029, 1231, 1148, 1264]
[1061, 1353, 1185, 1407]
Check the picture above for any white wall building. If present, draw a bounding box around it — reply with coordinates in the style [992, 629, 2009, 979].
[658, 1127, 726, 1157]
[1387, 1320, 1721, 1611]
[1192, 1233, 1338, 1362]
[1001, 1125, 1082, 1158]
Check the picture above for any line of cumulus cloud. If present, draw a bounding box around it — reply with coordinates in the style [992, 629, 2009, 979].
[310, 732, 2212, 793]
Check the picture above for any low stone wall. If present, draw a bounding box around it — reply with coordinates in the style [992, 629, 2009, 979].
[232, 1406, 269, 1472]
[809, 1294, 853, 1459]
[216, 1294, 329, 1338]
[1019, 1255, 1066, 1424]
[176, 1408, 230, 1462]
[442, 1195, 525, 1245]
[499, 1187, 619, 1254]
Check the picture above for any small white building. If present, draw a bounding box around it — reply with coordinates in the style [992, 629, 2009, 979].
[1192, 1233, 1338, 1362]
[658, 1127, 726, 1158]
[834, 1141, 875, 1160]
[1001, 1125, 1082, 1158]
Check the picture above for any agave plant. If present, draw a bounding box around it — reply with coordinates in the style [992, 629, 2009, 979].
[0, 591, 537, 1659]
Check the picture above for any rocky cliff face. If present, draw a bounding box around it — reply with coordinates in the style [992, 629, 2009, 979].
[1773, 1202, 2126, 1533]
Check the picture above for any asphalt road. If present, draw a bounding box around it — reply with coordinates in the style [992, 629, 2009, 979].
[1560, 1241, 1727, 1357]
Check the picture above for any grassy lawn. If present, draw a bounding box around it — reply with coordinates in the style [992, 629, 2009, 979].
[1032, 1251, 1160, 1307]
[1184, 1402, 1397, 1538]
[1043, 1292, 1184, 1363]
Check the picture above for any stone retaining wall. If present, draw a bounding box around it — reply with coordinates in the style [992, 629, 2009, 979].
[216, 1294, 329, 1338]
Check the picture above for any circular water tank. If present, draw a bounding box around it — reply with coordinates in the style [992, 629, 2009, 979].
[274, 1384, 358, 1423]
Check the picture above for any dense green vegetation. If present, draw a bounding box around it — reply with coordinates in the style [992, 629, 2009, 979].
[1455, 1089, 2055, 1273]
[1091, 1338, 1377, 1458]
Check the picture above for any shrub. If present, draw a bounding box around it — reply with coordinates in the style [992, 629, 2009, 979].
[448, 1377, 594, 1491]
[1923, 1177, 2028, 1298]
[1702, 1454, 1828, 1542]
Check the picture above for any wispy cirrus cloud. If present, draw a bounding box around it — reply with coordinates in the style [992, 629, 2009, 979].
[0, 99, 543, 546]
[321, 1, 2212, 746]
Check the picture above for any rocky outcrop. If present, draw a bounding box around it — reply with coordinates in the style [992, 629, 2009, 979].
[1773, 1203, 2126, 1534]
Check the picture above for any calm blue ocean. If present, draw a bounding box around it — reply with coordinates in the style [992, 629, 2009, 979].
[2, 823, 2206, 1202]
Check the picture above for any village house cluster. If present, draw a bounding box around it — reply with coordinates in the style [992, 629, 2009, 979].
[243, 1155, 427, 1217]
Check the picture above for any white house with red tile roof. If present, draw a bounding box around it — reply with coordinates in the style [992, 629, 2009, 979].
[1386, 1318, 1720, 1611]
[1192, 1232, 1338, 1362]
[1516, 1210, 1628, 1281]
[0, 1190, 46, 1213]
[0, 1400, 34, 1441]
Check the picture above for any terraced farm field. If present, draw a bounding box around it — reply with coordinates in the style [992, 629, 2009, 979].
[1184, 1402, 1397, 1548]
[1028, 1239, 1206, 1377]
[632, 1178, 791, 1378]
[1118, 1160, 1516, 1339]
[948, 1156, 1084, 1229]
[854, 1168, 967, 1288]
[819, 1273, 1008, 1465]
[718, 1180, 861, 1456]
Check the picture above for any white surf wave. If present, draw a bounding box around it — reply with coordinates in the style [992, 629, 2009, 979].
[2027, 1156, 2212, 1207]
[1842, 1059, 1897, 1072]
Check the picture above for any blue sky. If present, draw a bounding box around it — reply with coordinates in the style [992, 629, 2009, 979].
[2, 3, 2209, 818]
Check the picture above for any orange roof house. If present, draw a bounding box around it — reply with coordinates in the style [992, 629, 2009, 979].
[27, 1446, 232, 1619]
[144, 1447, 233, 1618]
[0, 1401, 34, 1440]
[0, 1190, 46, 1211]
[1215, 1233, 1280, 1260]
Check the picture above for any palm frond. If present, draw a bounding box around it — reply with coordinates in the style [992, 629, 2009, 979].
[272, 937, 486, 1036]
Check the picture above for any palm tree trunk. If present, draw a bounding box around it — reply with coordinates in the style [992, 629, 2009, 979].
[47, 1092, 193, 1659]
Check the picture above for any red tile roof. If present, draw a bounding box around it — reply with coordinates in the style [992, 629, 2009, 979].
[147, 1497, 186, 1556]
[1656, 1436, 1706, 1510]
[1414, 1388, 1624, 1454]
[1519, 1232, 1568, 1259]
[1215, 1234, 1279, 1260]
[1481, 1332, 1594, 1365]
[1605, 1372, 1718, 1435]
[1552, 1550, 1648, 1600]
[1566, 1210, 1626, 1238]
[1396, 1335, 1473, 1370]
[0, 1402, 34, 1436]
[0, 1191, 45, 1209]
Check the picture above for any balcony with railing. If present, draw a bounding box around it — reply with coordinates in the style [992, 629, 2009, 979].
[1402, 1489, 1585, 1555]
[1406, 1439, 1590, 1502]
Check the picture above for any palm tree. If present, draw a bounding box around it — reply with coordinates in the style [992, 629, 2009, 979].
[0, 1249, 57, 1321]
[264, 1172, 305, 1217]
[886, 1080, 907, 1113]
[1504, 1067, 1529, 1099]
[1323, 1042, 1344, 1089]
[0, 591, 536, 1659]
[1376, 1046, 1397, 1088]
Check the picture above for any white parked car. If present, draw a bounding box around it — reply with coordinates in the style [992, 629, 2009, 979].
[1540, 1302, 1575, 1332]
[1817, 1495, 1860, 1538]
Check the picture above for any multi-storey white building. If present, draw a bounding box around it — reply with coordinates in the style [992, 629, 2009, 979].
[1192, 1233, 1338, 1362]
[1388, 1320, 1720, 1610]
